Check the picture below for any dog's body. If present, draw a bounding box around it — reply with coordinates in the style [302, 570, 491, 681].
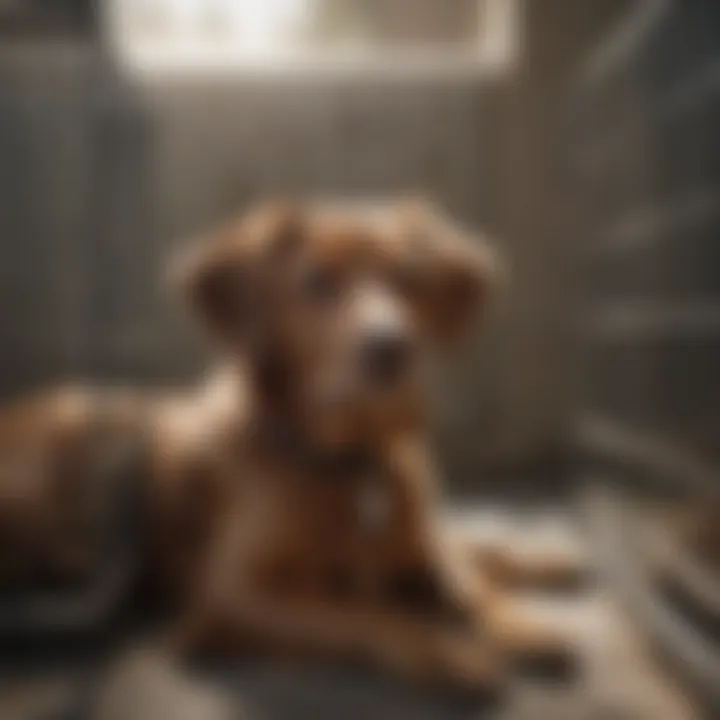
[0, 199, 581, 690]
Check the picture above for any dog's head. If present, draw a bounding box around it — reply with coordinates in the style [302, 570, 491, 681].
[174, 198, 500, 446]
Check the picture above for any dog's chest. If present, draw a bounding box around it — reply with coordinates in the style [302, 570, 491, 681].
[287, 475, 394, 543]
[255, 474, 397, 594]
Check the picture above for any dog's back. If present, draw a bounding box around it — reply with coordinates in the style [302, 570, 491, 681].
[0, 385, 152, 635]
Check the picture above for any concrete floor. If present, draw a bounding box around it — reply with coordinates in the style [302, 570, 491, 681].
[0, 505, 702, 720]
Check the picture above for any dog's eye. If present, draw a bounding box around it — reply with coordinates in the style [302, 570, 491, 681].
[300, 266, 341, 302]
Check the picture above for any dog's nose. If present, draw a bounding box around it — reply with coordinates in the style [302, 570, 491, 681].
[360, 331, 412, 385]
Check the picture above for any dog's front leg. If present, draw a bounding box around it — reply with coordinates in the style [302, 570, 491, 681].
[184, 587, 503, 692]
[383, 440, 580, 674]
[381, 438, 491, 627]
[174, 502, 501, 692]
[459, 534, 588, 591]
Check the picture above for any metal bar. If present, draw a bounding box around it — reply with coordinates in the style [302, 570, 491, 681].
[577, 415, 720, 498]
[582, 483, 720, 709]
[590, 187, 720, 255]
[578, 0, 672, 89]
[589, 300, 720, 339]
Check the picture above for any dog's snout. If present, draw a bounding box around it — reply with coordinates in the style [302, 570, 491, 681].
[361, 331, 411, 384]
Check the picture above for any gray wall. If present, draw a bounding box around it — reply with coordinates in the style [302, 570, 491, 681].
[0, 3, 628, 482]
[135, 71, 524, 479]
[0, 44, 97, 390]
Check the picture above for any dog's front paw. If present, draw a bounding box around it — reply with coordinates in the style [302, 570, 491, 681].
[383, 631, 505, 697]
[478, 545, 590, 592]
[433, 634, 506, 692]
[487, 600, 581, 681]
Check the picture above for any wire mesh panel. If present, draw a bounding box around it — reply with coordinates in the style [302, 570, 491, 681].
[0, 42, 155, 396]
[573, 0, 720, 465]
[574, 0, 720, 708]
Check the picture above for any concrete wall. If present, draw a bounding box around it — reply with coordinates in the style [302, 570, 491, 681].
[0, 2, 629, 483]
[135, 71, 523, 480]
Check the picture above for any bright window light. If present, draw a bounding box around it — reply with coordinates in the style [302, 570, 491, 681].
[107, 0, 518, 74]
[232, 0, 307, 52]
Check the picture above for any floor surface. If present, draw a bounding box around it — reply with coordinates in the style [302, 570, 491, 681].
[0, 505, 702, 720]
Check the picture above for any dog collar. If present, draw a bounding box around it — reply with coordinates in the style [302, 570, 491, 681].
[251, 416, 378, 481]
[251, 416, 394, 532]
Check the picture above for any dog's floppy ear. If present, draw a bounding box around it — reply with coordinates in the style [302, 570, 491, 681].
[398, 197, 502, 346]
[172, 228, 249, 346]
[171, 201, 303, 347]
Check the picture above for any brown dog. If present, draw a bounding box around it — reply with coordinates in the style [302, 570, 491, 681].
[0, 198, 580, 690]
